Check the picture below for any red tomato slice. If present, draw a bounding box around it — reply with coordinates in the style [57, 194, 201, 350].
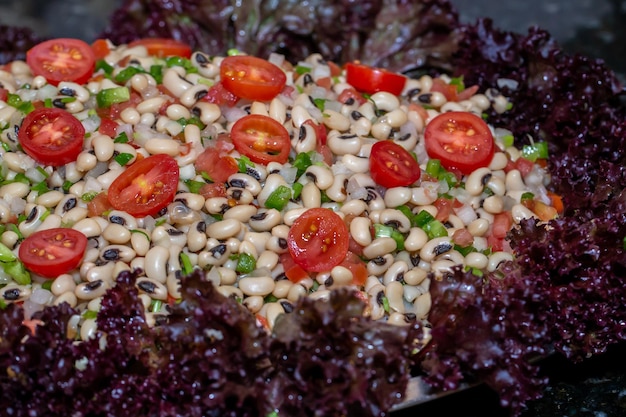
[369, 140, 421, 188]
[107, 154, 180, 217]
[231, 114, 291, 165]
[220, 55, 287, 101]
[128, 38, 192, 58]
[287, 208, 349, 272]
[18, 107, 85, 166]
[26, 38, 95, 86]
[345, 62, 406, 95]
[424, 111, 495, 175]
[19, 228, 87, 278]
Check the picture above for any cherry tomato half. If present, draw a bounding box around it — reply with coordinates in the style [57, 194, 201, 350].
[107, 154, 180, 217]
[18, 107, 85, 166]
[369, 140, 421, 188]
[26, 38, 95, 86]
[128, 38, 192, 58]
[231, 114, 291, 165]
[220, 55, 287, 101]
[424, 111, 495, 175]
[287, 208, 349, 272]
[345, 62, 406, 95]
[19, 228, 87, 278]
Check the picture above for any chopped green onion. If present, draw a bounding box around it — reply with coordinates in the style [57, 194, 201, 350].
[31, 181, 50, 195]
[165, 56, 196, 73]
[414, 210, 435, 228]
[149, 299, 163, 313]
[113, 131, 129, 143]
[423, 220, 448, 239]
[520, 192, 535, 202]
[81, 191, 99, 202]
[95, 59, 114, 75]
[449, 75, 465, 91]
[264, 294, 279, 303]
[373, 224, 405, 251]
[235, 253, 256, 274]
[114, 152, 134, 166]
[521, 141, 549, 162]
[35, 166, 50, 178]
[114, 66, 145, 84]
[1, 142, 10, 152]
[438, 171, 458, 187]
[96, 86, 130, 108]
[2, 260, 31, 285]
[425, 159, 441, 178]
[501, 134, 515, 147]
[62, 180, 74, 192]
[149, 65, 163, 84]
[454, 244, 477, 257]
[265, 185, 292, 211]
[184, 179, 206, 194]
[0, 242, 16, 263]
[295, 65, 311, 75]
[82, 310, 98, 319]
[7, 223, 23, 240]
[292, 151, 313, 178]
[314, 98, 326, 111]
[41, 280, 53, 291]
[179, 252, 194, 276]
[236, 155, 254, 173]
[227, 48, 241, 56]
[292, 182, 304, 199]
[380, 295, 390, 313]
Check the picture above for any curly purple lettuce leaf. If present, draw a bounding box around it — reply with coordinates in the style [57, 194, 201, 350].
[0, 24, 43, 65]
[267, 288, 425, 417]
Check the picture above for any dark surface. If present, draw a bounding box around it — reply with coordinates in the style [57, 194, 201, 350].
[2, 0, 625, 416]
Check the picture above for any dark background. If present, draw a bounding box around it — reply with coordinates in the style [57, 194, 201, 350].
[2, 0, 625, 415]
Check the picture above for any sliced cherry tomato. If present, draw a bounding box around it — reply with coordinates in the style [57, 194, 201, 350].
[424, 111, 495, 175]
[128, 38, 192, 58]
[107, 154, 180, 217]
[231, 114, 290, 165]
[18, 107, 85, 166]
[26, 38, 95, 86]
[345, 62, 406, 95]
[220, 55, 286, 101]
[19, 228, 87, 278]
[369, 140, 421, 188]
[287, 208, 350, 273]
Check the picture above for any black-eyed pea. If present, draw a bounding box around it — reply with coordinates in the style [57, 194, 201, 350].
[228, 173, 262, 196]
[138, 96, 170, 114]
[136, 278, 169, 301]
[191, 52, 219, 77]
[349, 216, 372, 247]
[216, 285, 243, 301]
[290, 104, 313, 129]
[402, 284, 422, 303]
[511, 203, 536, 223]
[472, 236, 488, 252]
[403, 268, 428, 287]
[465, 252, 489, 270]
[321, 109, 350, 131]
[266, 235, 288, 254]
[386, 281, 405, 314]
[487, 251, 514, 272]
[108, 210, 138, 229]
[144, 138, 181, 156]
[243, 295, 265, 314]
[71, 220, 101, 243]
[130, 256, 145, 273]
[387, 312, 411, 326]
[75, 279, 109, 301]
[138, 293, 152, 310]
[287, 282, 308, 302]
[51, 273, 77, 296]
[120, 106, 141, 124]
[304, 165, 334, 190]
[80, 318, 98, 340]
[152, 225, 187, 248]
[437, 249, 465, 265]
[488, 151, 509, 171]
[380, 208, 411, 233]
[341, 154, 370, 173]
[85, 262, 116, 284]
[273, 279, 293, 299]
[255, 250, 279, 271]
[369, 290, 385, 320]
[174, 193, 205, 212]
[129, 229, 150, 256]
[92, 134, 115, 161]
[413, 292, 432, 319]
[430, 259, 457, 278]
[405, 227, 428, 252]
[326, 265, 353, 288]
[0, 230, 18, 249]
[0, 182, 30, 199]
[367, 253, 394, 276]
[239, 276, 275, 297]
[18, 205, 47, 237]
[440, 101, 466, 113]
[37, 213, 62, 231]
[371, 91, 400, 112]
[0, 104, 17, 125]
[97, 167, 124, 189]
[87, 297, 102, 312]
[186, 221, 207, 252]
[113, 261, 131, 278]
[166, 103, 191, 120]
[467, 218, 490, 237]
[340, 200, 368, 218]
[222, 205, 256, 223]
[363, 237, 396, 260]
[1, 284, 31, 303]
[363, 275, 382, 294]
[36, 190, 65, 208]
[383, 187, 412, 208]
[383, 260, 409, 286]
[419, 236, 453, 262]
[410, 186, 438, 206]
[99, 245, 136, 263]
[325, 173, 348, 203]
[268, 97, 287, 124]
[61, 206, 88, 227]
[465, 167, 492, 196]
[166, 272, 182, 299]
[483, 195, 505, 214]
[53, 291, 78, 308]
[264, 302, 285, 329]
[180, 84, 209, 107]
[300, 182, 321, 208]
[102, 223, 132, 245]
[327, 131, 362, 156]
[204, 196, 230, 215]
[226, 187, 255, 205]
[144, 246, 169, 283]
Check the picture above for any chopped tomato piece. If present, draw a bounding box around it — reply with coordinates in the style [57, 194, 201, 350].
[434, 197, 454, 222]
[87, 192, 113, 217]
[452, 229, 474, 247]
[194, 137, 239, 183]
[338, 251, 368, 286]
[98, 117, 119, 138]
[202, 81, 239, 107]
[91, 39, 111, 60]
[280, 253, 310, 283]
[337, 87, 367, 105]
[198, 182, 228, 199]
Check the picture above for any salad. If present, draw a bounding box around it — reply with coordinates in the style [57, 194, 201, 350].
[1, 1, 625, 416]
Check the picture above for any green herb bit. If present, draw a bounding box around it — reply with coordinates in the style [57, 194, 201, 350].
[235, 253, 256, 274]
[295, 64, 312, 75]
[35, 166, 50, 178]
[82, 310, 98, 320]
[264, 294, 279, 303]
[314, 98, 326, 111]
[520, 192, 535, 202]
[291, 182, 304, 199]
[236, 155, 254, 173]
[31, 180, 50, 195]
[292, 151, 313, 178]
[179, 252, 194, 276]
[423, 220, 448, 239]
[114, 152, 134, 166]
[521, 141, 548, 162]
[373, 224, 405, 251]
[96, 86, 130, 108]
[501, 134, 515, 148]
[149, 299, 163, 313]
[227, 48, 241, 56]
[41, 280, 53, 291]
[1, 142, 10, 152]
[414, 210, 436, 228]
[184, 179, 207, 194]
[149, 65, 163, 84]
[265, 185, 292, 211]
[454, 244, 477, 257]
[449, 75, 465, 92]
[62, 180, 74, 192]
[380, 295, 390, 313]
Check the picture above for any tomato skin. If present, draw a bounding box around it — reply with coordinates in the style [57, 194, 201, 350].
[280, 253, 310, 283]
[19, 228, 87, 278]
[424, 111, 495, 175]
[18, 107, 85, 166]
[202, 81, 239, 107]
[231, 114, 291, 165]
[337, 87, 366, 105]
[128, 38, 192, 58]
[338, 251, 368, 286]
[198, 182, 228, 199]
[287, 208, 350, 273]
[107, 154, 180, 218]
[27, 38, 95, 86]
[345, 62, 406, 95]
[369, 140, 421, 188]
[87, 192, 113, 218]
[220, 56, 287, 101]
[194, 136, 238, 183]
[0, 87, 8, 102]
